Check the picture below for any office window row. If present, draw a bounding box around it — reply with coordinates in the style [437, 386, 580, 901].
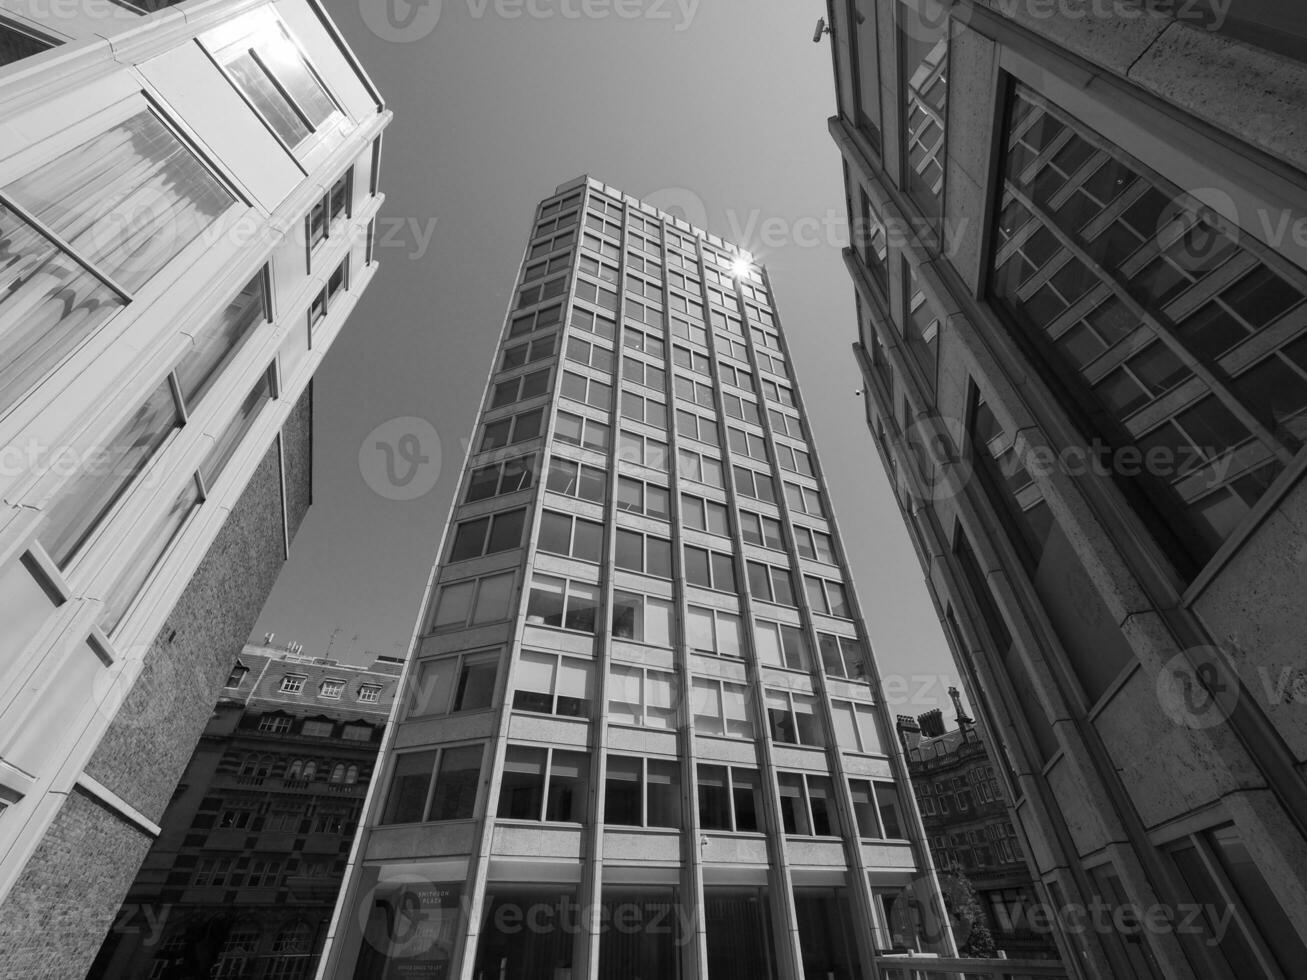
[533, 209, 578, 239]
[466, 454, 534, 503]
[556, 411, 611, 453]
[539, 191, 581, 219]
[546, 457, 606, 504]
[509, 302, 562, 338]
[381, 744, 483, 825]
[502, 333, 557, 371]
[522, 252, 570, 285]
[411, 650, 498, 717]
[616, 475, 669, 519]
[480, 408, 545, 451]
[448, 508, 527, 562]
[429, 571, 516, 632]
[491, 368, 550, 409]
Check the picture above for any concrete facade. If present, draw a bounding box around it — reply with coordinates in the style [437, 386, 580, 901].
[826, 1, 1307, 978]
[317, 178, 954, 980]
[88, 644, 402, 980]
[0, 2, 389, 976]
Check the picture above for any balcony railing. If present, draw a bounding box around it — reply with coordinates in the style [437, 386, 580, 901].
[877, 956, 1068, 980]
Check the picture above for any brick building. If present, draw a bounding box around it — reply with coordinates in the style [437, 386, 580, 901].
[897, 692, 1060, 961]
[88, 643, 402, 980]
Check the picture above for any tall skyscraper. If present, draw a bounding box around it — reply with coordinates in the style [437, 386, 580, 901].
[826, 1, 1307, 978]
[319, 176, 953, 979]
[0, 2, 388, 975]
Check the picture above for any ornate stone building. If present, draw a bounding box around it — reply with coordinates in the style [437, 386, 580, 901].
[89, 643, 402, 980]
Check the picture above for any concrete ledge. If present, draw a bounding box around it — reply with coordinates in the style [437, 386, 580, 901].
[1128, 21, 1307, 174]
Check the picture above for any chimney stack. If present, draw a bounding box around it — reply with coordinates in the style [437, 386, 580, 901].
[918, 708, 945, 738]
[895, 714, 922, 752]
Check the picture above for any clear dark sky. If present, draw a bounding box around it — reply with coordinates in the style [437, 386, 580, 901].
[253, 0, 967, 718]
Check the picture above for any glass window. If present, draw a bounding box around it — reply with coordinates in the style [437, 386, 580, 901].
[874, 782, 904, 838]
[604, 757, 680, 830]
[473, 886, 578, 980]
[101, 478, 200, 633]
[380, 751, 435, 825]
[991, 83, 1307, 575]
[692, 678, 753, 739]
[212, 19, 338, 148]
[607, 664, 677, 729]
[201, 371, 273, 489]
[1, 111, 236, 413]
[527, 575, 599, 633]
[1206, 824, 1307, 973]
[1, 19, 56, 66]
[497, 746, 546, 821]
[697, 765, 761, 832]
[794, 888, 859, 978]
[175, 271, 269, 409]
[611, 591, 673, 646]
[898, 0, 949, 217]
[513, 651, 593, 718]
[39, 380, 180, 567]
[428, 745, 482, 820]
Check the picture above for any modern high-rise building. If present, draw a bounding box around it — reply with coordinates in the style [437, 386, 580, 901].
[90, 642, 402, 980]
[0, 2, 388, 976]
[826, 1, 1307, 978]
[317, 176, 956, 979]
